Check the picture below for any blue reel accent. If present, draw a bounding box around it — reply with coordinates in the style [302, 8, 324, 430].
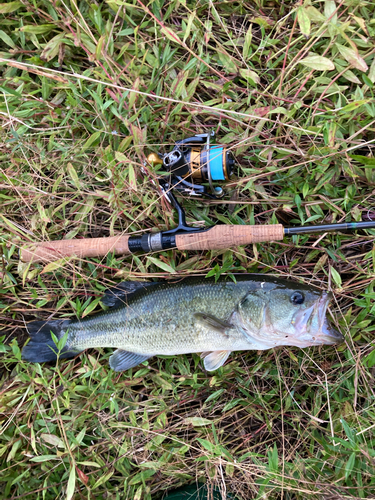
[208, 146, 225, 181]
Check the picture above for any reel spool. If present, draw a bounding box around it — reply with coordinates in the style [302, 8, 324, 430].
[147, 132, 235, 197]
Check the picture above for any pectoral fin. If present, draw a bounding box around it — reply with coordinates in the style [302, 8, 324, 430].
[201, 350, 231, 371]
[194, 313, 233, 336]
[109, 349, 152, 372]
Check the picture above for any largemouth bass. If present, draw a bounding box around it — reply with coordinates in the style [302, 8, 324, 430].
[21, 275, 343, 372]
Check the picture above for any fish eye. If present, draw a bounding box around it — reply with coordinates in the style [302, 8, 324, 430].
[290, 292, 305, 305]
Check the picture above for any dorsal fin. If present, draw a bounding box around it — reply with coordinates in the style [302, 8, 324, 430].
[101, 281, 158, 308]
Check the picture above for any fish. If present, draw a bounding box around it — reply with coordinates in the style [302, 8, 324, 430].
[21, 275, 344, 372]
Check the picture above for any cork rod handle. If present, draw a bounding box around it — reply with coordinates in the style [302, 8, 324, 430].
[20, 235, 131, 263]
[175, 224, 285, 251]
[20, 224, 285, 263]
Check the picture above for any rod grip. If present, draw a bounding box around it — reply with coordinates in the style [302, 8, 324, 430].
[175, 224, 285, 251]
[20, 235, 131, 263]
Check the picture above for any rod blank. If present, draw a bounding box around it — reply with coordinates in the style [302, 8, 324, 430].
[285, 221, 375, 235]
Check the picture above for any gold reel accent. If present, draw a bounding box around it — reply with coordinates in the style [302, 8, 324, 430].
[222, 148, 229, 181]
[147, 153, 163, 165]
[188, 147, 203, 180]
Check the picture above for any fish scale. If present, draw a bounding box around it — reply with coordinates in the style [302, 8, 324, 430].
[69, 280, 248, 354]
[21, 275, 344, 372]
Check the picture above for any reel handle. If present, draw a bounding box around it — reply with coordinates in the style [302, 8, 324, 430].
[20, 235, 131, 263]
[175, 225, 284, 250]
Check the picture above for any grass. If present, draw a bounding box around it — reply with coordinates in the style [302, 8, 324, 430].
[0, 0, 375, 498]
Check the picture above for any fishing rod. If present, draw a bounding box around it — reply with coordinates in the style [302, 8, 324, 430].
[20, 133, 375, 264]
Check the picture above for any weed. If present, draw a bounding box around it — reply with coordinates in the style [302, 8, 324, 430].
[0, 0, 375, 498]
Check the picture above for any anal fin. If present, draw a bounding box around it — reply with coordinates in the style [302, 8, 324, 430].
[201, 350, 231, 371]
[109, 349, 152, 372]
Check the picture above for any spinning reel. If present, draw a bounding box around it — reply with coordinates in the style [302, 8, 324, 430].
[145, 131, 236, 240]
[147, 131, 235, 198]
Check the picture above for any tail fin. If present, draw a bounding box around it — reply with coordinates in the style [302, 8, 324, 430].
[22, 320, 80, 363]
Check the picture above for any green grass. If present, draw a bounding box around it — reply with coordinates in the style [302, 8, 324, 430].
[1, 0, 375, 498]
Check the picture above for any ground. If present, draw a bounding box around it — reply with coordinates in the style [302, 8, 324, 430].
[0, 0, 375, 499]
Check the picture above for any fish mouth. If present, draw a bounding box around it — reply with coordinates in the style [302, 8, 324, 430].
[294, 292, 344, 346]
[317, 320, 344, 345]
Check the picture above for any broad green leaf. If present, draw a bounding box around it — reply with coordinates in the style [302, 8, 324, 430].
[336, 43, 368, 72]
[96, 35, 105, 60]
[305, 215, 324, 224]
[92, 470, 114, 490]
[341, 418, 357, 446]
[115, 151, 128, 163]
[75, 427, 87, 446]
[161, 26, 180, 44]
[82, 297, 102, 318]
[20, 24, 55, 35]
[205, 388, 225, 402]
[128, 77, 139, 107]
[0, 1, 22, 13]
[338, 100, 370, 114]
[350, 14, 367, 34]
[239, 68, 259, 85]
[6, 440, 21, 462]
[41, 33, 65, 61]
[364, 348, 375, 368]
[196, 438, 215, 453]
[66, 466, 76, 500]
[330, 266, 342, 288]
[218, 51, 237, 73]
[67, 163, 81, 189]
[297, 7, 311, 37]
[251, 17, 273, 28]
[223, 398, 244, 412]
[128, 163, 137, 191]
[345, 452, 356, 480]
[0, 85, 21, 97]
[299, 55, 335, 71]
[183, 11, 196, 43]
[82, 131, 101, 152]
[0, 30, 15, 48]
[324, 0, 337, 23]
[368, 57, 375, 83]
[325, 0, 338, 36]
[243, 24, 252, 60]
[268, 443, 279, 473]
[30, 455, 58, 462]
[57, 330, 69, 351]
[146, 256, 176, 274]
[77, 461, 101, 467]
[306, 6, 326, 23]
[363, 75, 373, 88]
[268, 106, 288, 115]
[42, 258, 70, 274]
[40, 434, 64, 448]
[118, 28, 134, 36]
[0, 343, 9, 353]
[349, 155, 375, 167]
[184, 417, 212, 426]
[341, 69, 361, 84]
